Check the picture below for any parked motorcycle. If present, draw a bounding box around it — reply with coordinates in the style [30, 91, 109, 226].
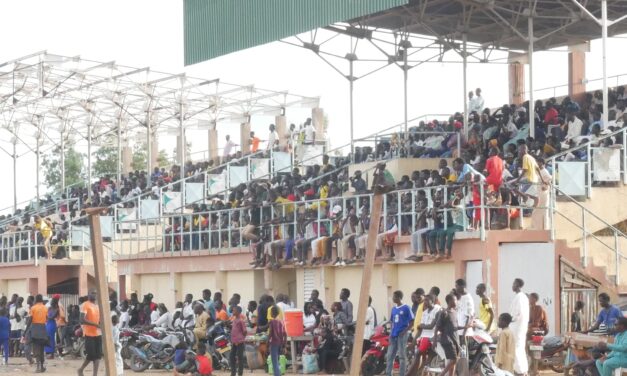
[128, 332, 183, 372]
[466, 327, 497, 375]
[538, 336, 567, 373]
[205, 320, 232, 371]
[120, 328, 140, 369]
[61, 325, 85, 359]
[361, 322, 390, 376]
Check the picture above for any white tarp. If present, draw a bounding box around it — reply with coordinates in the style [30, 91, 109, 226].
[117, 207, 137, 231]
[301, 145, 324, 166]
[162, 191, 182, 213]
[556, 161, 587, 196]
[592, 147, 621, 182]
[70, 226, 91, 248]
[250, 158, 270, 179]
[273, 151, 292, 174]
[229, 166, 248, 188]
[100, 216, 113, 238]
[140, 199, 160, 220]
[206, 173, 226, 196]
[185, 182, 205, 204]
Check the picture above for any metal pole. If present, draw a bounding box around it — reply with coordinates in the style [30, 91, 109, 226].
[403, 46, 409, 134]
[147, 109, 152, 176]
[12, 142, 17, 213]
[615, 231, 620, 285]
[349, 59, 355, 159]
[462, 33, 468, 138]
[602, 0, 609, 127]
[87, 122, 92, 200]
[179, 100, 186, 213]
[36, 138, 40, 207]
[528, 14, 536, 138]
[582, 209, 588, 268]
[117, 118, 122, 186]
[60, 134, 66, 190]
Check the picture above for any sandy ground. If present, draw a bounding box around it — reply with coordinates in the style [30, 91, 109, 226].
[0, 358, 564, 375]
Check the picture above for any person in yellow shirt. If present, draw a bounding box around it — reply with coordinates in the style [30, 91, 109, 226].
[411, 290, 425, 338]
[34, 215, 53, 259]
[515, 144, 538, 186]
[495, 313, 515, 374]
[475, 283, 494, 333]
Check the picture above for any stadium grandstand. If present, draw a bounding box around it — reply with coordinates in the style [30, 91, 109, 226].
[2, 1, 627, 374]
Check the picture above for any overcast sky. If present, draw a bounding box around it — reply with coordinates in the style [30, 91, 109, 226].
[0, 0, 626, 211]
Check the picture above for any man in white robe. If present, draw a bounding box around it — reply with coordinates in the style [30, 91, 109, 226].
[509, 278, 529, 375]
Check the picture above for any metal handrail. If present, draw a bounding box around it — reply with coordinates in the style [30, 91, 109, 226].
[548, 126, 625, 162]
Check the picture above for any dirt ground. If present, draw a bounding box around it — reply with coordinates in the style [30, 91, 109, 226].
[0, 358, 565, 375]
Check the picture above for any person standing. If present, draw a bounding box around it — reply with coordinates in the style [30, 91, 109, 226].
[111, 314, 123, 376]
[34, 215, 53, 259]
[249, 131, 261, 153]
[509, 278, 529, 375]
[222, 135, 238, 163]
[229, 306, 246, 376]
[386, 290, 413, 376]
[339, 288, 353, 323]
[0, 308, 9, 366]
[202, 289, 216, 321]
[55, 295, 67, 357]
[44, 296, 59, 358]
[77, 290, 102, 376]
[268, 306, 286, 376]
[363, 296, 376, 356]
[26, 294, 48, 373]
[571, 301, 584, 332]
[495, 313, 515, 374]
[476, 283, 494, 333]
[531, 157, 552, 230]
[267, 124, 279, 151]
[436, 294, 461, 376]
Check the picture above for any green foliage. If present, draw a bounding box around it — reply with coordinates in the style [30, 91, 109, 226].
[41, 147, 85, 191]
[131, 142, 171, 171]
[93, 146, 118, 178]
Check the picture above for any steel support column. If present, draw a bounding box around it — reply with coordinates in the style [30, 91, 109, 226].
[601, 0, 609, 126]
[462, 33, 468, 138]
[87, 121, 92, 200]
[528, 15, 535, 138]
[147, 110, 152, 176]
[349, 58, 355, 158]
[36, 138, 40, 206]
[117, 118, 122, 186]
[179, 100, 186, 213]
[403, 46, 409, 134]
[12, 142, 17, 213]
[60, 134, 65, 190]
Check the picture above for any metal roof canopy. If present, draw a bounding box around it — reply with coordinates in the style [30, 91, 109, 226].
[0, 51, 319, 210]
[354, 0, 627, 52]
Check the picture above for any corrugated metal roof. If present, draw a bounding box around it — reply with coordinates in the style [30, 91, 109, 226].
[184, 0, 407, 66]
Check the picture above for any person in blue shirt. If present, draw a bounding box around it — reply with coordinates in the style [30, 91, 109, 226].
[0, 308, 10, 365]
[596, 317, 627, 376]
[386, 290, 414, 376]
[588, 293, 624, 333]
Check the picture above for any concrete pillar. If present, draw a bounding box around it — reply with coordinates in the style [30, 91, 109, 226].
[37, 272, 48, 295]
[78, 266, 88, 297]
[118, 275, 127, 301]
[171, 272, 182, 306]
[208, 128, 218, 163]
[569, 50, 586, 103]
[263, 269, 273, 294]
[0, 280, 7, 297]
[27, 278, 38, 295]
[319, 266, 335, 310]
[312, 108, 324, 142]
[240, 122, 251, 155]
[150, 132, 159, 169]
[275, 115, 288, 151]
[508, 62, 525, 106]
[122, 146, 133, 174]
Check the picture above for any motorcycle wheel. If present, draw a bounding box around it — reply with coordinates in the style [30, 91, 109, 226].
[361, 354, 378, 376]
[130, 353, 150, 372]
[79, 345, 86, 359]
[550, 364, 565, 373]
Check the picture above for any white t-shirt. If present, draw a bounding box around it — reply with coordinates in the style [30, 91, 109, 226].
[457, 293, 475, 335]
[364, 306, 376, 340]
[567, 117, 584, 141]
[154, 311, 174, 329]
[304, 125, 315, 143]
[419, 305, 441, 338]
[10, 306, 27, 331]
[223, 140, 237, 157]
[150, 310, 160, 324]
[303, 314, 316, 329]
[267, 131, 279, 150]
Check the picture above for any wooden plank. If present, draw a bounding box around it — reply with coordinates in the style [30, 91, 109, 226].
[87, 208, 117, 376]
[349, 193, 383, 376]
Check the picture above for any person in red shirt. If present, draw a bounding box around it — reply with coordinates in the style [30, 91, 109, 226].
[175, 343, 213, 376]
[484, 146, 504, 191]
[229, 306, 247, 376]
[543, 102, 559, 126]
[250, 131, 261, 153]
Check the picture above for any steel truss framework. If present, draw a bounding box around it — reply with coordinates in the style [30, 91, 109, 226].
[281, 0, 627, 152]
[0, 51, 319, 209]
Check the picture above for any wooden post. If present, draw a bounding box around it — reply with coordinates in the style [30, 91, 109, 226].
[349, 193, 383, 376]
[87, 208, 117, 376]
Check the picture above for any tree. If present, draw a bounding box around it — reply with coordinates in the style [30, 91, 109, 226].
[172, 141, 193, 164]
[131, 142, 171, 171]
[41, 146, 85, 191]
[93, 146, 118, 178]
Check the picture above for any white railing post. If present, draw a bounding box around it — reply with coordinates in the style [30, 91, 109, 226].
[480, 181, 486, 241]
[582, 208, 588, 268]
[586, 144, 592, 198]
[614, 231, 620, 285]
[549, 184, 556, 241]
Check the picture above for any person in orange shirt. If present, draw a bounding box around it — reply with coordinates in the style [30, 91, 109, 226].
[249, 131, 261, 153]
[78, 290, 102, 376]
[27, 294, 48, 373]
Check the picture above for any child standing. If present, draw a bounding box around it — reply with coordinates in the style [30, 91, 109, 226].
[0, 308, 10, 365]
[229, 306, 246, 376]
[268, 306, 286, 376]
[112, 314, 123, 376]
[494, 313, 515, 373]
